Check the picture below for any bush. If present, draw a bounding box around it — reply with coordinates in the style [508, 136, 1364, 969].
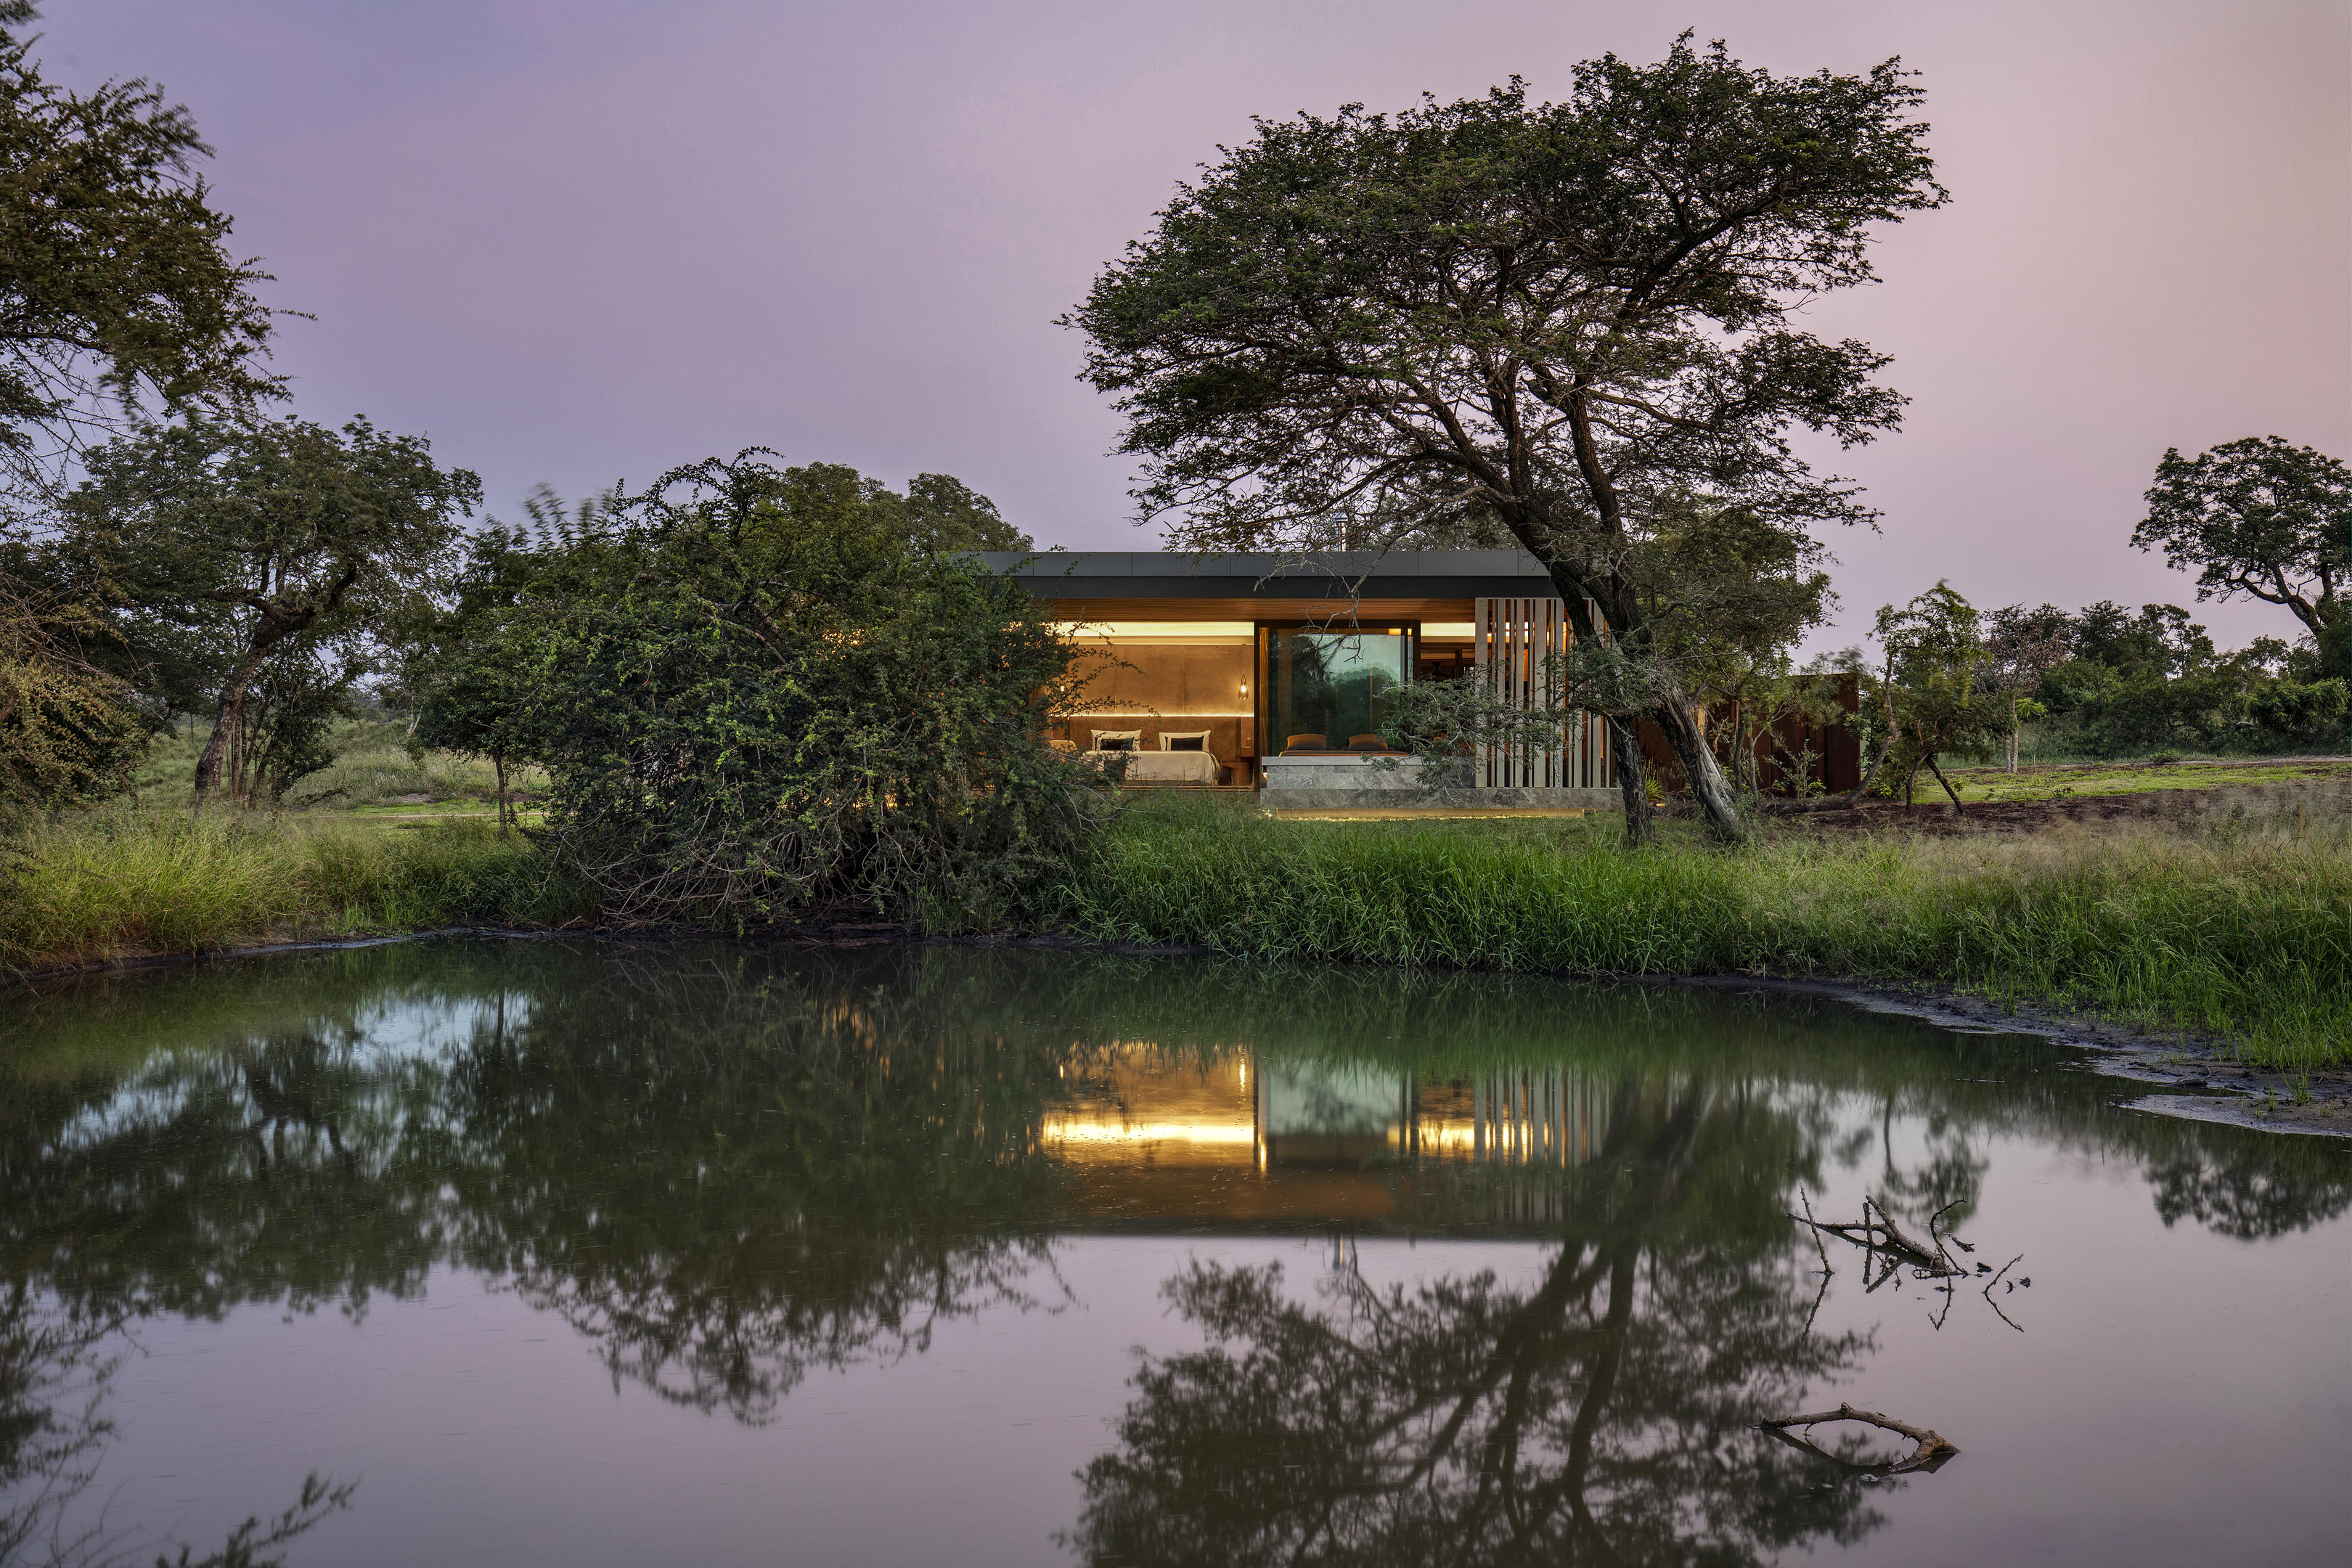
[2035, 661, 2238, 755]
[513, 454, 1103, 930]
[2248, 678, 2348, 747]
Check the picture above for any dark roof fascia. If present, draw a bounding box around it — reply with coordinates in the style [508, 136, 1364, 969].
[971, 550, 1558, 602]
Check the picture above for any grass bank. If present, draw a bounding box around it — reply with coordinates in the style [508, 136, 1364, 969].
[1056, 788, 2352, 1079]
[8, 785, 2345, 1084]
[0, 809, 591, 975]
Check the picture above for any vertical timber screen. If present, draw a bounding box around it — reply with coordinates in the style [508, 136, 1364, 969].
[1471, 597, 1616, 791]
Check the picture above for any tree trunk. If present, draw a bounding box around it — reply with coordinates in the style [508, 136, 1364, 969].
[192, 654, 265, 807]
[1925, 756, 1967, 813]
[1607, 716, 1654, 846]
[493, 751, 509, 835]
[1650, 694, 1749, 841]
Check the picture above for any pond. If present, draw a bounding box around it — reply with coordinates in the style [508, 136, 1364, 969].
[1, 939, 2345, 1567]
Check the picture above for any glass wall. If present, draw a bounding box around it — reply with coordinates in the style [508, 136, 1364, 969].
[1257, 625, 1417, 754]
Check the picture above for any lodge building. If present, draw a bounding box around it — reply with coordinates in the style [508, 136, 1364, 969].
[981, 549, 1623, 812]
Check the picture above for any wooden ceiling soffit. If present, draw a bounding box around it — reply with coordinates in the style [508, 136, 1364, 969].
[1048, 597, 1474, 621]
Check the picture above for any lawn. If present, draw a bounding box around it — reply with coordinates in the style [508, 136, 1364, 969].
[132, 717, 547, 817]
[1933, 756, 2348, 805]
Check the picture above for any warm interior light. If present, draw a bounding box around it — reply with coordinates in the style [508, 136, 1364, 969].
[1055, 621, 1254, 644]
[1042, 1117, 1256, 1146]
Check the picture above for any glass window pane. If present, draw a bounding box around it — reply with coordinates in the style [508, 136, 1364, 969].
[1262, 629, 1413, 753]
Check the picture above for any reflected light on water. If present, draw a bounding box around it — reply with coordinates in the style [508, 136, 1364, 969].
[1041, 1117, 1256, 1147]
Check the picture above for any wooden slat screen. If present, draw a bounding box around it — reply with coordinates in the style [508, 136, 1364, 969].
[1470, 597, 1615, 790]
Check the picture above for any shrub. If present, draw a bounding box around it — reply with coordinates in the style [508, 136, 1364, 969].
[514, 453, 1103, 930]
[2249, 678, 2348, 747]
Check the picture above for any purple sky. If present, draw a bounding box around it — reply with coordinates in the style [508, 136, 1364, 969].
[40, 0, 2351, 653]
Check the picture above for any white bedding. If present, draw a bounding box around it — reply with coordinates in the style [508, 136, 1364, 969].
[1086, 748, 1223, 784]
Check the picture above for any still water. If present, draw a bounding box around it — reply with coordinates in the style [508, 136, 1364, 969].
[1, 939, 2345, 1567]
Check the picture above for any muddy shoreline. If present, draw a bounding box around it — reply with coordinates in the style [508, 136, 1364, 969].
[9, 920, 2343, 1140]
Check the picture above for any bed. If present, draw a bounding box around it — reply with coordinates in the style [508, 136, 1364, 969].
[1084, 748, 1225, 785]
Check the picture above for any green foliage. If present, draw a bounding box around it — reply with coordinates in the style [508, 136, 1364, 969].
[891, 471, 1031, 552]
[60, 416, 478, 804]
[2063, 600, 2214, 679]
[398, 520, 552, 826]
[2003, 598, 2343, 757]
[2037, 660, 2236, 755]
[1858, 581, 2010, 801]
[504, 451, 1100, 928]
[2136, 436, 2348, 666]
[1061, 789, 2352, 1070]
[0, 17, 279, 499]
[0, 811, 589, 973]
[1069, 38, 1945, 836]
[2247, 678, 2349, 746]
[0, 573, 150, 813]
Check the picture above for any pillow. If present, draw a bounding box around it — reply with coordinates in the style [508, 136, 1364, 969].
[1092, 729, 1143, 752]
[1159, 730, 1212, 753]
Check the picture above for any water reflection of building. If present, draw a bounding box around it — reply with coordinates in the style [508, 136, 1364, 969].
[1040, 1046, 1610, 1234]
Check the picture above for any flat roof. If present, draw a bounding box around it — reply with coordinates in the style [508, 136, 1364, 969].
[975, 549, 1558, 602]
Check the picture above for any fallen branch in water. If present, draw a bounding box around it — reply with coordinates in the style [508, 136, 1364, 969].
[1756, 1402, 1960, 1477]
[1798, 1186, 1834, 1275]
[1787, 1197, 1955, 1275]
[1982, 1252, 2028, 1333]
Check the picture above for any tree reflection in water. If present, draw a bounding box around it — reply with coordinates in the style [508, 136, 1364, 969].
[1, 1289, 350, 1568]
[1070, 1082, 1891, 1568]
[0, 941, 2345, 1564]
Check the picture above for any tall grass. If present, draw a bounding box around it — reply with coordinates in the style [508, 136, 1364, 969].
[1057, 789, 2352, 1074]
[0, 809, 594, 973]
[9, 786, 2344, 1080]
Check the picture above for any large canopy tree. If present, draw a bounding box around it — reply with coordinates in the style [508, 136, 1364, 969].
[61, 416, 478, 804]
[2135, 436, 2348, 670]
[0, 2, 279, 502]
[0, 3, 284, 808]
[1069, 37, 1945, 838]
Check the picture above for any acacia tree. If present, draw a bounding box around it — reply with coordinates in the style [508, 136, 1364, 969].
[0, 3, 279, 501]
[62, 417, 478, 805]
[0, 3, 283, 808]
[0, 565, 148, 812]
[401, 523, 552, 831]
[1069, 38, 1945, 840]
[1981, 604, 2068, 773]
[2136, 437, 2348, 669]
[1862, 583, 2007, 812]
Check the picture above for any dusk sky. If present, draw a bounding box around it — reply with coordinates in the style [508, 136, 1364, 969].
[38, 0, 2351, 653]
